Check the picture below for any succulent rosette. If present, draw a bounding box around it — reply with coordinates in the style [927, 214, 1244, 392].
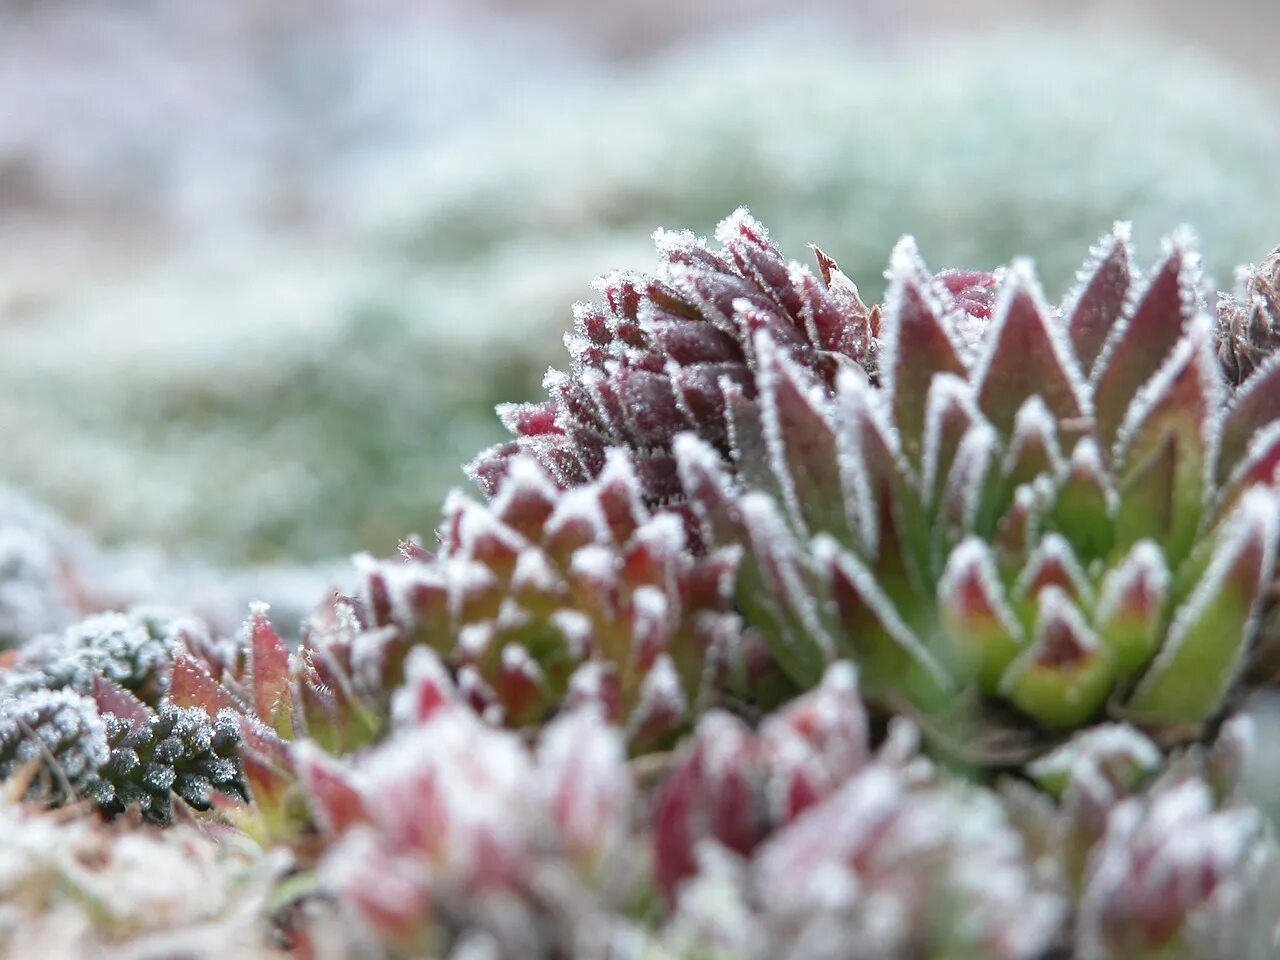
[485, 211, 1280, 762]
[677, 221, 1280, 760]
[357, 450, 772, 747]
[467, 211, 879, 514]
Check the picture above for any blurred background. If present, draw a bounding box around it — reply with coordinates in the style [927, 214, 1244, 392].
[1, 0, 1279, 600]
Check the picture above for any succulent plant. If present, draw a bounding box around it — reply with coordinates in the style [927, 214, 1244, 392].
[0, 606, 249, 822]
[359, 450, 770, 747]
[468, 210, 876, 513]
[0, 688, 110, 802]
[584, 214, 1280, 763]
[82, 689, 247, 824]
[288, 647, 640, 959]
[654, 663, 1065, 960]
[19, 607, 207, 706]
[1218, 245, 1280, 387]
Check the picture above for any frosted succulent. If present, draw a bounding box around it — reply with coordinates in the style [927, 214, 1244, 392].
[655, 664, 1064, 960]
[0, 689, 109, 802]
[469, 209, 876, 512]
[295, 652, 638, 958]
[1218, 245, 1280, 386]
[20, 607, 201, 705]
[360, 451, 763, 746]
[1076, 774, 1280, 960]
[83, 692, 247, 824]
[649, 218, 1280, 762]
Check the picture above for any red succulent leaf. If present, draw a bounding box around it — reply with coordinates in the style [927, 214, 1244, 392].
[1092, 242, 1199, 448]
[1067, 224, 1134, 375]
[295, 741, 369, 837]
[170, 654, 241, 717]
[248, 606, 293, 739]
[975, 274, 1085, 436]
[91, 675, 149, 729]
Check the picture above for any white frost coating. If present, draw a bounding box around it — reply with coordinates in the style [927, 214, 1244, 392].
[695, 712, 753, 785]
[391, 646, 455, 729]
[1059, 222, 1136, 334]
[500, 643, 542, 682]
[1219, 420, 1280, 507]
[1090, 230, 1204, 392]
[453, 498, 527, 562]
[1002, 396, 1065, 482]
[740, 493, 836, 659]
[490, 455, 559, 518]
[1022, 584, 1100, 665]
[597, 446, 645, 505]
[833, 369, 880, 558]
[1013, 532, 1095, 607]
[546, 484, 611, 547]
[652, 226, 710, 259]
[635, 511, 687, 560]
[1130, 487, 1279, 705]
[754, 330, 832, 537]
[1027, 723, 1161, 787]
[937, 538, 1024, 642]
[878, 236, 970, 411]
[631, 585, 670, 624]
[941, 422, 998, 537]
[834, 366, 916, 558]
[713, 206, 764, 249]
[920, 373, 982, 509]
[569, 544, 619, 585]
[566, 660, 609, 708]
[457, 623, 493, 658]
[1113, 314, 1223, 493]
[0, 688, 109, 782]
[973, 259, 1092, 419]
[811, 534, 951, 691]
[1094, 540, 1170, 626]
[631, 652, 687, 732]
[511, 548, 562, 596]
[549, 609, 593, 657]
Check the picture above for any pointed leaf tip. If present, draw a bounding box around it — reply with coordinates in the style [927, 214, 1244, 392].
[1125, 488, 1279, 725]
[248, 607, 293, 740]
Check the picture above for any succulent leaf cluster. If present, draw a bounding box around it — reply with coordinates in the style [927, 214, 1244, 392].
[5, 213, 1280, 960]
[653, 663, 1066, 960]
[498, 212, 1280, 762]
[361, 450, 769, 746]
[0, 608, 246, 822]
